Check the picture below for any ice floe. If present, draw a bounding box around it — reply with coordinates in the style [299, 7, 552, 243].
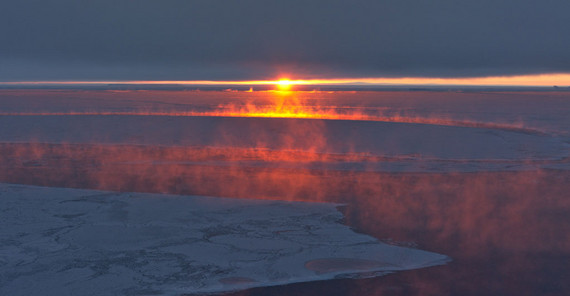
[0, 183, 449, 295]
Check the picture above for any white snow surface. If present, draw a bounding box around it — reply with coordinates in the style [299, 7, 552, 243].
[0, 183, 449, 295]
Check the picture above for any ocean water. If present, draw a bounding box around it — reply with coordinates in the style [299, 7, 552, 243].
[0, 89, 569, 295]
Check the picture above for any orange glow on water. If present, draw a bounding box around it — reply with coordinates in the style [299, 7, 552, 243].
[0, 90, 546, 134]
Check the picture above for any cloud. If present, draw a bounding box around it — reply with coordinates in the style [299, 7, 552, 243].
[1, 0, 570, 80]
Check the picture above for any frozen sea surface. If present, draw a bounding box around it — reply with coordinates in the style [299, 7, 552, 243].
[0, 183, 449, 295]
[1, 90, 569, 296]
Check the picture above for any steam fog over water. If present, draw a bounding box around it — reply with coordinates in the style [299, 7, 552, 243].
[1, 89, 569, 295]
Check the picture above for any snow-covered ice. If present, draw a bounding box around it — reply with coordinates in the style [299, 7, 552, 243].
[0, 183, 449, 295]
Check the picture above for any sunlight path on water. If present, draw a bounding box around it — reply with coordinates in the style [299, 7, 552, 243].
[0, 90, 547, 135]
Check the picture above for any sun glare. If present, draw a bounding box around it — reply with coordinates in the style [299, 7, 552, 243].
[276, 79, 293, 90]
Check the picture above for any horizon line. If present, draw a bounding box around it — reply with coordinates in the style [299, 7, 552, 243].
[1, 73, 570, 87]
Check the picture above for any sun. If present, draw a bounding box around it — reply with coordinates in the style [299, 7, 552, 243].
[276, 79, 293, 90]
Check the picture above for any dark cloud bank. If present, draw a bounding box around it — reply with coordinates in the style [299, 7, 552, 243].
[1, 0, 570, 81]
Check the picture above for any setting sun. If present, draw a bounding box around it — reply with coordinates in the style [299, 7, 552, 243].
[276, 79, 292, 90]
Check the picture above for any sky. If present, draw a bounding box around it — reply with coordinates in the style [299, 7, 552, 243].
[2, 0, 570, 82]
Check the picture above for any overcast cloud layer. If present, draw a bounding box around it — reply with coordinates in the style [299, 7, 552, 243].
[1, 0, 570, 81]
